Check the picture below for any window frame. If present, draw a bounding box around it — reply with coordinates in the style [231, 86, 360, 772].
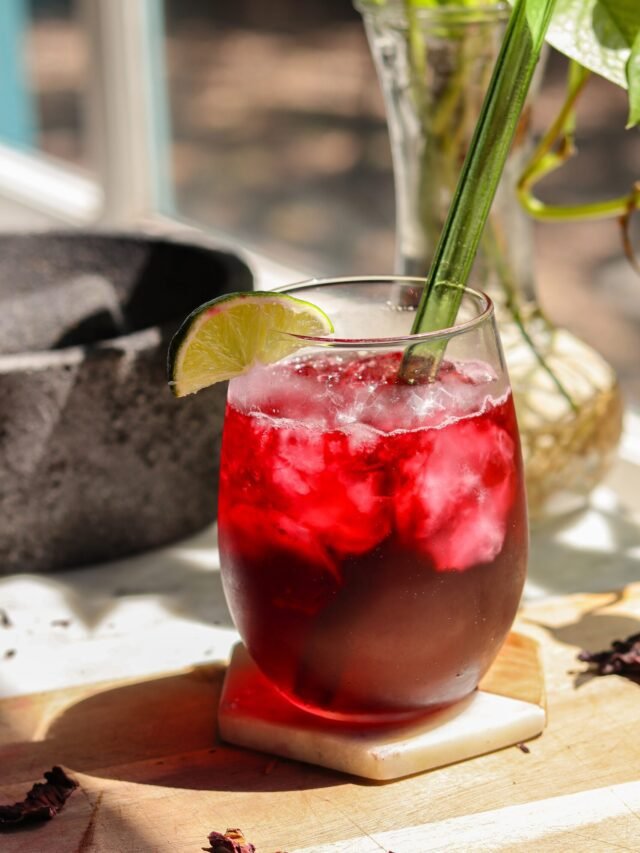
[0, 0, 304, 288]
[0, 0, 171, 226]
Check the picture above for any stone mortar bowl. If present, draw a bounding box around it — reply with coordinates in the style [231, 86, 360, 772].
[0, 231, 253, 573]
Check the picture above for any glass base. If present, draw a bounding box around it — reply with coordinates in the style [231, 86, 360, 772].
[271, 685, 454, 727]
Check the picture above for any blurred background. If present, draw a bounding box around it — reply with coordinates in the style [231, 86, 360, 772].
[1, 0, 639, 399]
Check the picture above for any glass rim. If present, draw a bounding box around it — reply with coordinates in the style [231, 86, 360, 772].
[275, 276, 495, 348]
[354, 0, 511, 24]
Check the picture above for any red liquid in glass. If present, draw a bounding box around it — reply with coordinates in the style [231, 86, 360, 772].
[218, 352, 527, 721]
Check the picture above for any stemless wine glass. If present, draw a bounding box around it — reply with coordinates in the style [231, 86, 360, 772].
[218, 277, 528, 723]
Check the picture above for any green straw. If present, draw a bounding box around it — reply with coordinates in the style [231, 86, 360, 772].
[402, 0, 558, 381]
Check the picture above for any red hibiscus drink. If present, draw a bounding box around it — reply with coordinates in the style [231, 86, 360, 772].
[218, 279, 528, 722]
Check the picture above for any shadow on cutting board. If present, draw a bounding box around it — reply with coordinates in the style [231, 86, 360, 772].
[523, 590, 640, 689]
[1, 664, 344, 795]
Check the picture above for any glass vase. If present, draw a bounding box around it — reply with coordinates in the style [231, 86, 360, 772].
[355, 0, 623, 521]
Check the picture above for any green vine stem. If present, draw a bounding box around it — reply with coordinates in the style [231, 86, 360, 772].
[481, 218, 578, 411]
[403, 0, 426, 85]
[403, 0, 558, 380]
[518, 57, 640, 278]
[517, 59, 589, 210]
[518, 61, 638, 219]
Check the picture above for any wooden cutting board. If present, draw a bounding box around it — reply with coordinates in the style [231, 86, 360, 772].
[2, 585, 640, 852]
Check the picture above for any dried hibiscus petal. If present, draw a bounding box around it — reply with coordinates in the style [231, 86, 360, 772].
[578, 631, 640, 677]
[204, 828, 257, 853]
[0, 766, 78, 827]
[204, 828, 289, 853]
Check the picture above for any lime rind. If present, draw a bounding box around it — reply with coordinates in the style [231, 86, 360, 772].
[168, 291, 333, 397]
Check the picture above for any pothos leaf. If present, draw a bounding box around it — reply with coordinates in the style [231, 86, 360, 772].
[543, 0, 640, 125]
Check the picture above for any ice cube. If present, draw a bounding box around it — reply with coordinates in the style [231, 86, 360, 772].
[269, 426, 391, 558]
[394, 417, 516, 570]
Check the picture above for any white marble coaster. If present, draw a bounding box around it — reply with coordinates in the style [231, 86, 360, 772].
[218, 643, 546, 781]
